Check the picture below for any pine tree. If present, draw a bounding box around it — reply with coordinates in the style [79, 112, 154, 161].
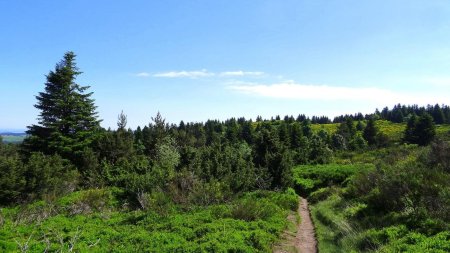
[289, 122, 303, 149]
[363, 118, 378, 146]
[404, 114, 418, 144]
[432, 104, 445, 124]
[253, 124, 292, 188]
[240, 120, 254, 145]
[302, 119, 313, 138]
[415, 113, 436, 146]
[403, 113, 436, 146]
[23, 52, 101, 162]
[95, 112, 135, 164]
[337, 117, 356, 142]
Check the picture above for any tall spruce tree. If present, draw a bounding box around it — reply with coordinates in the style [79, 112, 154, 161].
[403, 113, 436, 146]
[404, 114, 419, 144]
[363, 118, 378, 146]
[23, 52, 101, 162]
[415, 113, 436, 146]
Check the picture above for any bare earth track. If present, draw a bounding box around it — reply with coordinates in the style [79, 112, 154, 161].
[274, 197, 317, 253]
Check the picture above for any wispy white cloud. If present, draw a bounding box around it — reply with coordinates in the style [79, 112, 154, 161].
[228, 81, 448, 105]
[423, 77, 450, 87]
[220, 71, 264, 77]
[136, 72, 150, 77]
[149, 69, 264, 78]
[153, 69, 214, 78]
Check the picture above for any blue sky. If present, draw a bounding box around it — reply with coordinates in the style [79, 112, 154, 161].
[1, 0, 450, 130]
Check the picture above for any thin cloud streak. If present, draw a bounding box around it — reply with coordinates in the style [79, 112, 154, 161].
[220, 71, 264, 77]
[228, 81, 448, 105]
[153, 70, 214, 78]
[149, 70, 265, 78]
[136, 72, 150, 77]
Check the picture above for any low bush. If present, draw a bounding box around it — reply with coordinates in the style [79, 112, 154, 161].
[0, 190, 295, 252]
[136, 190, 174, 216]
[189, 180, 231, 206]
[310, 142, 450, 252]
[231, 198, 279, 221]
[308, 187, 336, 204]
[270, 188, 298, 211]
[293, 164, 373, 195]
[25, 153, 79, 201]
[66, 188, 116, 215]
[12, 200, 58, 225]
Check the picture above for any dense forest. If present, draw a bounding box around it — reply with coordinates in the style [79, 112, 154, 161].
[1, 52, 449, 252]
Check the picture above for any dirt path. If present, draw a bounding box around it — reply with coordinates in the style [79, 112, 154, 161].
[296, 197, 317, 253]
[274, 197, 317, 253]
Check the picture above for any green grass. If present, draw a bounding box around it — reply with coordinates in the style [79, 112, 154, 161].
[311, 123, 338, 134]
[310, 194, 354, 253]
[436, 124, 450, 141]
[374, 120, 405, 141]
[311, 120, 405, 141]
[259, 120, 450, 143]
[310, 193, 450, 253]
[312, 120, 450, 142]
[0, 189, 298, 252]
[334, 144, 420, 165]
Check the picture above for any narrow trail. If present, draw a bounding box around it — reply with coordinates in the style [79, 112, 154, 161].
[274, 197, 317, 253]
[296, 197, 317, 253]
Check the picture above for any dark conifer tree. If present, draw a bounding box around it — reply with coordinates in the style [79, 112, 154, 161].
[404, 113, 435, 146]
[93, 112, 135, 164]
[278, 121, 290, 146]
[296, 114, 306, 122]
[253, 123, 292, 188]
[143, 112, 169, 157]
[240, 120, 254, 145]
[289, 122, 303, 149]
[302, 119, 313, 138]
[225, 118, 239, 143]
[23, 52, 101, 162]
[363, 118, 378, 146]
[415, 113, 436, 146]
[134, 126, 143, 148]
[404, 114, 419, 144]
[337, 117, 355, 141]
[432, 104, 445, 124]
[356, 120, 365, 131]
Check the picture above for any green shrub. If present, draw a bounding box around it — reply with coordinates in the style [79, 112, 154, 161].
[189, 180, 231, 206]
[309, 187, 335, 204]
[25, 152, 79, 200]
[13, 200, 58, 225]
[136, 190, 174, 216]
[293, 164, 373, 195]
[269, 188, 298, 211]
[349, 134, 368, 151]
[0, 152, 25, 204]
[210, 205, 232, 219]
[0, 190, 293, 252]
[67, 188, 116, 215]
[380, 231, 450, 253]
[343, 202, 367, 219]
[231, 198, 279, 221]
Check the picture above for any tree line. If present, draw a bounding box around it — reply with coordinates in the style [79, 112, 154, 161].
[332, 103, 450, 124]
[0, 52, 439, 206]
